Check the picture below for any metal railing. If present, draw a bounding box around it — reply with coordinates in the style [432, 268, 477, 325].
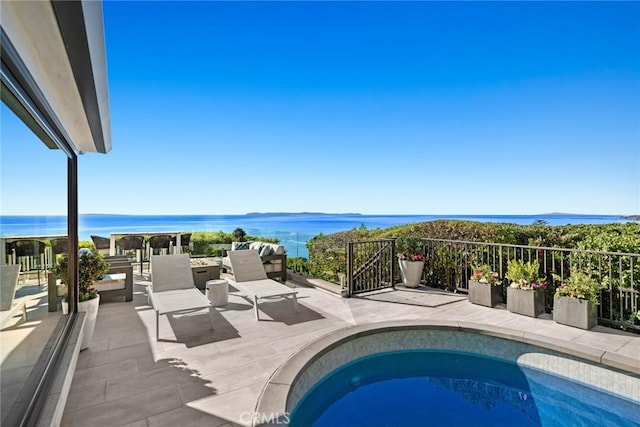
[346, 239, 396, 295]
[346, 237, 640, 332]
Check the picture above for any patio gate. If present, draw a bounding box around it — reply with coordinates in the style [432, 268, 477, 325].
[346, 239, 396, 296]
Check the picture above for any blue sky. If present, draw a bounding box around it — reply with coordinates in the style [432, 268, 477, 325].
[2, 1, 639, 215]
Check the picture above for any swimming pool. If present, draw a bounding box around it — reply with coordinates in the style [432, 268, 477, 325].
[290, 350, 638, 426]
[255, 321, 640, 427]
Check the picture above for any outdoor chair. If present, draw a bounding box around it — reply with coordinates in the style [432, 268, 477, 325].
[147, 234, 173, 274]
[171, 233, 192, 253]
[0, 264, 27, 328]
[227, 249, 298, 321]
[149, 254, 214, 340]
[117, 235, 146, 274]
[11, 239, 47, 286]
[50, 237, 67, 266]
[90, 235, 111, 255]
[149, 234, 172, 257]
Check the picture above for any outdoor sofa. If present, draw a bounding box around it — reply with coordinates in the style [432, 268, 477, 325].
[222, 241, 287, 282]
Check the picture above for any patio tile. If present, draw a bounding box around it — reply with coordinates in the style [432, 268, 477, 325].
[186, 382, 264, 427]
[106, 363, 209, 402]
[615, 337, 640, 359]
[571, 327, 636, 352]
[64, 382, 107, 412]
[60, 277, 640, 426]
[62, 385, 182, 427]
[147, 405, 230, 427]
[77, 342, 152, 370]
[120, 420, 149, 427]
[70, 358, 139, 389]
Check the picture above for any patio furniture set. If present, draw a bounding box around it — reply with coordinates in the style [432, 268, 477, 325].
[150, 249, 298, 339]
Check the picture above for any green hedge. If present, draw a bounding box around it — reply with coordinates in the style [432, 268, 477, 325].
[305, 220, 640, 282]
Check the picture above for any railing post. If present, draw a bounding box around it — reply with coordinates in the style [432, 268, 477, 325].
[344, 241, 353, 297]
[391, 238, 396, 289]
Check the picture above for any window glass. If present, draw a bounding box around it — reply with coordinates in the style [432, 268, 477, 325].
[0, 103, 69, 423]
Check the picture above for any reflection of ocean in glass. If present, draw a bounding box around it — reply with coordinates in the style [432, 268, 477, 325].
[0, 213, 630, 259]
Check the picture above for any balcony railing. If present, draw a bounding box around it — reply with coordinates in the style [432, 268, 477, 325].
[345, 238, 640, 333]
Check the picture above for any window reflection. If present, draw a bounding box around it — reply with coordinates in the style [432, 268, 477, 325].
[0, 104, 68, 422]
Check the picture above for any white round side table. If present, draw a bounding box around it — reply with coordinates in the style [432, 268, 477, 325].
[205, 279, 229, 307]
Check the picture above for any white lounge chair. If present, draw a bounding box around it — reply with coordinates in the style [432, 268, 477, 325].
[1, 264, 27, 329]
[228, 249, 298, 320]
[149, 254, 214, 340]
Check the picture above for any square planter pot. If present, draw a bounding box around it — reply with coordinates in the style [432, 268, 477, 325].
[553, 296, 597, 330]
[468, 280, 503, 307]
[507, 287, 545, 318]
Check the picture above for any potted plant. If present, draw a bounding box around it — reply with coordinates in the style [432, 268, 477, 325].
[396, 236, 426, 288]
[52, 248, 109, 350]
[553, 272, 603, 329]
[505, 259, 547, 317]
[468, 264, 502, 307]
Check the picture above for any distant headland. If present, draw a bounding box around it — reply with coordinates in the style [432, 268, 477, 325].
[245, 212, 362, 216]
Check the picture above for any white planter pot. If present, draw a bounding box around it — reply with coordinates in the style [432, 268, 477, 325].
[79, 294, 100, 350]
[399, 260, 425, 288]
[62, 300, 69, 315]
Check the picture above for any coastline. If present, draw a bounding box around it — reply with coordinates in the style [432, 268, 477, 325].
[1, 213, 633, 260]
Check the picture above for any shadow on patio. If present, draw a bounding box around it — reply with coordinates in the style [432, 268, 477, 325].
[60, 273, 640, 426]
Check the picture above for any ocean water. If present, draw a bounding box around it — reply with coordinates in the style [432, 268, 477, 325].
[0, 213, 630, 259]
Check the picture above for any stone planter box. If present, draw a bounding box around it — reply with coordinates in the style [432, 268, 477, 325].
[468, 280, 503, 307]
[553, 296, 597, 330]
[507, 287, 545, 317]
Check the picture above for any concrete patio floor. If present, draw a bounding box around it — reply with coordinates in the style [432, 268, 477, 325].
[61, 274, 640, 427]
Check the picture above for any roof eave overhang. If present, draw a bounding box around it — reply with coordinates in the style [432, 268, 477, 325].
[0, 0, 111, 155]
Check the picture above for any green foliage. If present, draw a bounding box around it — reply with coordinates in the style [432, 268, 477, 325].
[52, 250, 109, 301]
[554, 272, 603, 304]
[232, 227, 247, 242]
[305, 219, 640, 289]
[470, 264, 501, 285]
[396, 236, 425, 255]
[189, 231, 279, 256]
[506, 260, 545, 289]
[287, 257, 310, 275]
[306, 232, 349, 282]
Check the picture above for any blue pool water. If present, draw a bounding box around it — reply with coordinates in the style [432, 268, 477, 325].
[290, 351, 639, 427]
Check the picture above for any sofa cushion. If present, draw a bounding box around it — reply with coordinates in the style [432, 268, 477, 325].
[94, 273, 127, 292]
[259, 245, 273, 257]
[233, 241, 253, 251]
[231, 241, 286, 256]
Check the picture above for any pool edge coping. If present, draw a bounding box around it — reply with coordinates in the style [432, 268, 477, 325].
[253, 320, 640, 426]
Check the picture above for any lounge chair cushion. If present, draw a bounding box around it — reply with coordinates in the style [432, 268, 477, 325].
[1, 265, 21, 311]
[228, 250, 268, 282]
[151, 254, 194, 292]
